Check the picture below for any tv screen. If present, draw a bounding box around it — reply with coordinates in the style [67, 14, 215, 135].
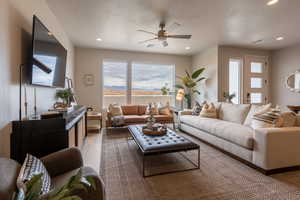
[30, 16, 67, 88]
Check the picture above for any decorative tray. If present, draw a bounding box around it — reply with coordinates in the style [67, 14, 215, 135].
[142, 125, 167, 136]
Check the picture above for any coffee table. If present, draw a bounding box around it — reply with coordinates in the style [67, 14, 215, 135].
[128, 125, 200, 177]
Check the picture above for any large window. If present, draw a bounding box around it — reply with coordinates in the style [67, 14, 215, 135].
[132, 63, 174, 105]
[103, 61, 175, 107]
[103, 61, 127, 107]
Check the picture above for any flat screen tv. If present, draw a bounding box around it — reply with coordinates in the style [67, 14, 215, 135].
[30, 15, 67, 88]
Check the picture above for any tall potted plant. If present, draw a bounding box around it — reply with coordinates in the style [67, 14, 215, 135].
[175, 68, 205, 109]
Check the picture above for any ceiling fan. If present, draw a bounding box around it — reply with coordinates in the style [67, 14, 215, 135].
[137, 22, 192, 47]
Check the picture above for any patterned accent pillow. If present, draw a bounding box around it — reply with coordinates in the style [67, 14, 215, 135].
[17, 154, 51, 195]
[192, 102, 202, 116]
[109, 104, 123, 117]
[251, 107, 283, 129]
[146, 103, 159, 115]
[199, 103, 217, 118]
[158, 102, 171, 115]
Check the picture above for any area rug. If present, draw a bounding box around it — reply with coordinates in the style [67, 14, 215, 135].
[100, 128, 300, 200]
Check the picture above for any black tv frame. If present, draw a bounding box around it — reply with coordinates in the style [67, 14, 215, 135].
[29, 15, 67, 88]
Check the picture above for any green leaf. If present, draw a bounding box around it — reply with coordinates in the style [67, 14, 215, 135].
[85, 176, 96, 190]
[185, 70, 191, 78]
[192, 90, 201, 95]
[191, 68, 205, 79]
[196, 77, 206, 82]
[60, 195, 82, 200]
[175, 84, 184, 89]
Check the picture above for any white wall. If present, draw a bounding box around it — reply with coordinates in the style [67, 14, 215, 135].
[75, 47, 192, 111]
[271, 44, 300, 107]
[0, 0, 74, 157]
[192, 46, 219, 103]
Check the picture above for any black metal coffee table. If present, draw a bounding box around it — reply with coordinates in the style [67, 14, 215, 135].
[128, 125, 200, 177]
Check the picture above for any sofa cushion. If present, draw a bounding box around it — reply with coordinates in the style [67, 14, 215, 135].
[121, 105, 139, 115]
[180, 116, 254, 149]
[124, 115, 147, 123]
[219, 103, 251, 124]
[138, 105, 147, 115]
[244, 103, 272, 126]
[109, 104, 123, 117]
[154, 115, 173, 121]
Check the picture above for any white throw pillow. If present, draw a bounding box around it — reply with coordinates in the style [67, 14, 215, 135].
[109, 104, 123, 117]
[219, 103, 251, 124]
[158, 102, 171, 115]
[243, 103, 272, 126]
[199, 103, 217, 118]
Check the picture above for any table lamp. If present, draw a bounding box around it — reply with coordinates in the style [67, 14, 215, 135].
[176, 88, 185, 110]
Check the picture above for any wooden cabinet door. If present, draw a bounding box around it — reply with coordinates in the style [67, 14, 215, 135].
[68, 127, 76, 148]
[77, 118, 84, 148]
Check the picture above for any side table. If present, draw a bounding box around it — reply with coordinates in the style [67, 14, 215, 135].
[87, 112, 102, 133]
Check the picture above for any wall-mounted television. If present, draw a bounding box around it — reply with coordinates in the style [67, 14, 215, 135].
[30, 15, 67, 88]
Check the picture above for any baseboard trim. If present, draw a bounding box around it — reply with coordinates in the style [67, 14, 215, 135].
[180, 129, 300, 175]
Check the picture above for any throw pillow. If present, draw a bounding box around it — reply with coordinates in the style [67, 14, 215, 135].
[109, 104, 123, 117]
[146, 103, 159, 115]
[199, 103, 217, 118]
[192, 101, 203, 116]
[243, 103, 272, 126]
[280, 112, 297, 127]
[17, 154, 51, 195]
[251, 107, 283, 129]
[158, 102, 171, 115]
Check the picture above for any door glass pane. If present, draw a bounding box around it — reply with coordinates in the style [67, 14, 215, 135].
[103, 61, 127, 108]
[251, 62, 263, 73]
[251, 78, 263, 88]
[229, 59, 241, 104]
[132, 63, 175, 105]
[251, 93, 262, 104]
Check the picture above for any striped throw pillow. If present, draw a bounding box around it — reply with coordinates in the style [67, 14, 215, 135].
[17, 154, 51, 195]
[199, 103, 217, 118]
[251, 107, 283, 129]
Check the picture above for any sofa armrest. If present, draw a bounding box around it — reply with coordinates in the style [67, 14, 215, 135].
[41, 147, 83, 177]
[179, 110, 193, 116]
[253, 127, 300, 170]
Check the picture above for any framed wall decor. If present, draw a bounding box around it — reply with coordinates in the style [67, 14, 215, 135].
[84, 74, 95, 86]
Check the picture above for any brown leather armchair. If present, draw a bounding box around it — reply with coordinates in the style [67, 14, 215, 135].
[0, 148, 105, 200]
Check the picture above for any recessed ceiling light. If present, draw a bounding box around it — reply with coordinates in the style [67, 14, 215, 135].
[267, 0, 279, 6]
[276, 36, 284, 41]
[96, 38, 102, 42]
[185, 46, 191, 50]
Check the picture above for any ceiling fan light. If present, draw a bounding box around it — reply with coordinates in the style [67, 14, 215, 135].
[162, 41, 168, 47]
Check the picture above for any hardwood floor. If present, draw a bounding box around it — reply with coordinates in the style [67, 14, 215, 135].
[81, 131, 103, 173]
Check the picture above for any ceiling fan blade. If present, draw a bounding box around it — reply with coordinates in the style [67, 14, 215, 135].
[167, 35, 192, 39]
[138, 37, 158, 44]
[137, 30, 157, 35]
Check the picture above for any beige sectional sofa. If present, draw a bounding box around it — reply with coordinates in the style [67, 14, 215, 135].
[179, 102, 300, 174]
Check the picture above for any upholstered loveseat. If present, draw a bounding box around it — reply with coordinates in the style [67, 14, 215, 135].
[107, 105, 175, 128]
[0, 148, 105, 200]
[179, 102, 300, 174]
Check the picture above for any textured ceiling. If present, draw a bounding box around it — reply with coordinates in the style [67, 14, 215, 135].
[46, 0, 300, 55]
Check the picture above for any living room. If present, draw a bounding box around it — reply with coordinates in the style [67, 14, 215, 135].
[1, 0, 300, 199]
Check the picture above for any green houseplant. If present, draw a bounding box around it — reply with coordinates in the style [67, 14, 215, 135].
[55, 89, 73, 106]
[160, 83, 170, 95]
[13, 169, 95, 200]
[175, 68, 206, 109]
[223, 92, 236, 103]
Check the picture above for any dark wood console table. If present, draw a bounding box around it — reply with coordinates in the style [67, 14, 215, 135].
[11, 105, 87, 163]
